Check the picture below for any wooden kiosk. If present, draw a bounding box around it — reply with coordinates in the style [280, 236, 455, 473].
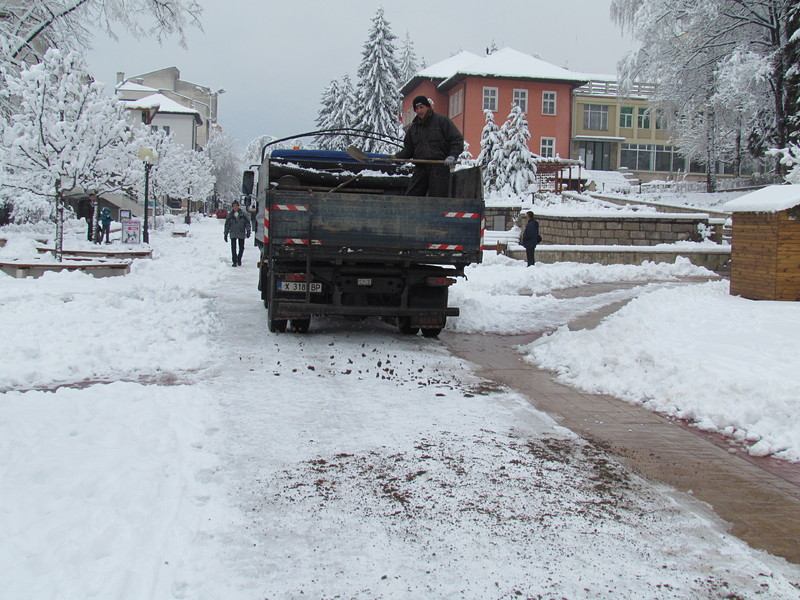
[725, 185, 800, 301]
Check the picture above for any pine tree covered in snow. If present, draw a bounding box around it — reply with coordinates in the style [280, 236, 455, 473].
[477, 110, 503, 192]
[495, 104, 537, 197]
[352, 8, 402, 153]
[397, 31, 419, 87]
[314, 74, 355, 150]
[0, 50, 136, 255]
[315, 78, 341, 148]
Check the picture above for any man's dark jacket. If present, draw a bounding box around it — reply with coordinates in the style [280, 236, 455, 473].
[521, 218, 540, 249]
[396, 111, 464, 161]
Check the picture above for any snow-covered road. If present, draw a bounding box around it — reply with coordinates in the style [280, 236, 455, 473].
[2, 217, 800, 599]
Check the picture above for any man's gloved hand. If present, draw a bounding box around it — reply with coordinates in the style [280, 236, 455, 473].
[224, 235, 228, 242]
[444, 156, 456, 166]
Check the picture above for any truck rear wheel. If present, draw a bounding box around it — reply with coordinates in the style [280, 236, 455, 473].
[268, 301, 287, 333]
[398, 317, 419, 335]
[291, 318, 310, 333]
[421, 328, 441, 338]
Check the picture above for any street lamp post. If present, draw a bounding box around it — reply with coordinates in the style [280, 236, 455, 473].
[138, 147, 158, 244]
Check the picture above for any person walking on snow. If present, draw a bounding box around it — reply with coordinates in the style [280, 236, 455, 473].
[224, 200, 251, 266]
[394, 95, 464, 197]
[521, 210, 541, 267]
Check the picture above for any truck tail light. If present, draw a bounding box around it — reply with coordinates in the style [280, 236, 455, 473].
[283, 273, 312, 282]
[426, 277, 456, 287]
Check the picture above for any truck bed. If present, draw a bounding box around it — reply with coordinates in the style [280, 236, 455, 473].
[267, 188, 483, 267]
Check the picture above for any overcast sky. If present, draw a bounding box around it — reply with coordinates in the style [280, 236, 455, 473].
[85, 0, 633, 152]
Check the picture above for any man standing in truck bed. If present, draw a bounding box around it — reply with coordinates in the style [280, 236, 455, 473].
[395, 95, 464, 197]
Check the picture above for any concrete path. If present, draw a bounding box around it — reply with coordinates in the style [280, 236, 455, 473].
[439, 284, 800, 565]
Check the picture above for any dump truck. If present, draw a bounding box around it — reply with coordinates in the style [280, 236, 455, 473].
[245, 148, 484, 336]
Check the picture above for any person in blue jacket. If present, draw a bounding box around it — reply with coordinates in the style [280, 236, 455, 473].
[98, 206, 113, 244]
[521, 210, 540, 266]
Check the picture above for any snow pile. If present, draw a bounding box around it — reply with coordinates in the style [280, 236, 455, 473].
[523, 281, 800, 461]
[450, 252, 713, 334]
[0, 216, 229, 390]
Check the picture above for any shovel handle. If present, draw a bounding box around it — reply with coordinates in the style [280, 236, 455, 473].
[346, 145, 452, 166]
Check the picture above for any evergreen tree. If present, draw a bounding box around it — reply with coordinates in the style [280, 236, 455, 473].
[352, 8, 402, 153]
[495, 104, 537, 197]
[314, 77, 341, 149]
[397, 31, 419, 87]
[477, 110, 502, 192]
[314, 75, 356, 150]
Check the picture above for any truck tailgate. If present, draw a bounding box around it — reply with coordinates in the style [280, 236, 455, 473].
[267, 190, 483, 264]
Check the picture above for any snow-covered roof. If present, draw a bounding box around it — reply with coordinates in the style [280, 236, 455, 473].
[121, 93, 203, 124]
[416, 51, 483, 79]
[438, 47, 589, 91]
[115, 81, 158, 93]
[723, 184, 800, 213]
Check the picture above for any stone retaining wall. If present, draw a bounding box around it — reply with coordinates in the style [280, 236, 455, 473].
[533, 214, 708, 246]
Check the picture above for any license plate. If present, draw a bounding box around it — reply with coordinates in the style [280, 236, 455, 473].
[278, 281, 322, 293]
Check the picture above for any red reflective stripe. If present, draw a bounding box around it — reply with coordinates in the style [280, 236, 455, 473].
[272, 204, 308, 211]
[428, 244, 463, 250]
[443, 212, 479, 218]
[285, 239, 322, 245]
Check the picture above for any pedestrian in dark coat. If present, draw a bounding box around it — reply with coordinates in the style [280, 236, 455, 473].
[79, 194, 96, 242]
[224, 200, 251, 266]
[521, 211, 540, 267]
[395, 95, 464, 197]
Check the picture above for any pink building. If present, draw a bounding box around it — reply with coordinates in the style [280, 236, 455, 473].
[400, 48, 587, 160]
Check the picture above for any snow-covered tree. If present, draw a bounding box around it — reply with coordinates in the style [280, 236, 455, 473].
[0, 49, 136, 257]
[314, 74, 355, 150]
[205, 126, 241, 208]
[397, 31, 419, 87]
[611, 0, 800, 184]
[768, 144, 800, 184]
[131, 127, 214, 218]
[352, 8, 402, 153]
[0, 0, 202, 66]
[244, 135, 276, 166]
[457, 141, 475, 167]
[477, 110, 503, 192]
[495, 104, 537, 197]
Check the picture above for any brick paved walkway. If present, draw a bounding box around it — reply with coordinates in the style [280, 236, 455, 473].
[440, 322, 800, 564]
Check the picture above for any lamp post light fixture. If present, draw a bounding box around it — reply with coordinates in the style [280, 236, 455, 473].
[137, 147, 158, 244]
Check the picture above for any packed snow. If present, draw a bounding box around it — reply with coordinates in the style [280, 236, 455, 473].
[2, 216, 800, 598]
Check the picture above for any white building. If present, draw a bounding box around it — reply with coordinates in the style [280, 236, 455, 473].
[120, 93, 202, 151]
[115, 67, 224, 149]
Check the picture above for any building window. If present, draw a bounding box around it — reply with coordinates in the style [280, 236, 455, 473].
[512, 89, 528, 113]
[637, 107, 651, 130]
[483, 87, 498, 111]
[655, 109, 668, 130]
[449, 89, 464, 119]
[620, 106, 633, 128]
[621, 143, 655, 171]
[542, 91, 556, 115]
[540, 137, 556, 158]
[583, 104, 608, 131]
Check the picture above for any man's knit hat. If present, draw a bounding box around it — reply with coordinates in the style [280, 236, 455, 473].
[412, 95, 431, 109]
